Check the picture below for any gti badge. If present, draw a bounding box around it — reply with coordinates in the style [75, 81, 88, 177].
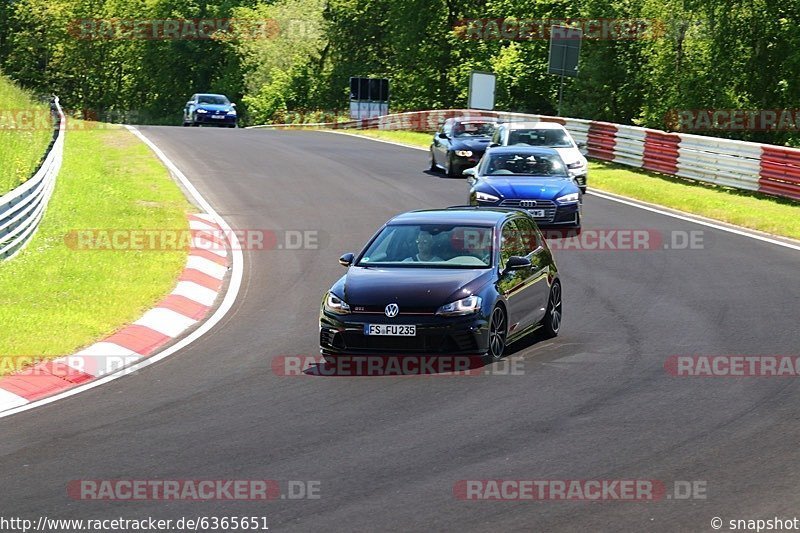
[385, 303, 399, 317]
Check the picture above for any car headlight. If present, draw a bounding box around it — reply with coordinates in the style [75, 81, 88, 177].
[556, 192, 580, 203]
[475, 191, 499, 203]
[455, 150, 473, 157]
[196, 109, 208, 114]
[324, 292, 351, 315]
[436, 295, 482, 316]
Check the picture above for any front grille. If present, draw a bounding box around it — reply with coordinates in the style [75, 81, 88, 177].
[500, 199, 557, 222]
[341, 331, 435, 352]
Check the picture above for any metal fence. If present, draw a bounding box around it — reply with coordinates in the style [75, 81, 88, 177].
[253, 108, 800, 202]
[0, 97, 65, 261]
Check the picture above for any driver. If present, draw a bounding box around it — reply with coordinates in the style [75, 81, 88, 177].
[404, 231, 443, 262]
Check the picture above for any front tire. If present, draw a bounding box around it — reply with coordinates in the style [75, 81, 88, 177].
[445, 153, 458, 178]
[541, 281, 562, 338]
[429, 148, 438, 172]
[483, 305, 508, 362]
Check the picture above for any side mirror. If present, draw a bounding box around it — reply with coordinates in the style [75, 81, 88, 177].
[577, 141, 586, 150]
[231, 102, 237, 107]
[186, 101, 193, 107]
[489, 142, 499, 148]
[502, 255, 531, 275]
[438, 132, 448, 139]
[463, 167, 476, 177]
[339, 252, 355, 267]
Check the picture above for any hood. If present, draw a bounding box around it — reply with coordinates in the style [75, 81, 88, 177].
[451, 137, 492, 151]
[552, 146, 584, 165]
[337, 267, 493, 310]
[476, 176, 578, 200]
[197, 103, 234, 113]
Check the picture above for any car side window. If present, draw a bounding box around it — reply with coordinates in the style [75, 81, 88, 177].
[499, 220, 527, 270]
[513, 217, 541, 255]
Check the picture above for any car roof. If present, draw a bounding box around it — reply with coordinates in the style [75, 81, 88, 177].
[484, 145, 561, 156]
[197, 93, 228, 98]
[388, 208, 523, 226]
[499, 121, 566, 130]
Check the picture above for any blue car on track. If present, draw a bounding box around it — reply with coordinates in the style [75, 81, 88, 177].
[465, 146, 582, 231]
[183, 93, 237, 128]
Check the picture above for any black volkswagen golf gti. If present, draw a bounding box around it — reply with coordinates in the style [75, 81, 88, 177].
[320, 207, 562, 361]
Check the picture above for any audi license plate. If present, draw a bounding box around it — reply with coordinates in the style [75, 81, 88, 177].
[211, 115, 225, 119]
[528, 209, 545, 217]
[364, 324, 416, 336]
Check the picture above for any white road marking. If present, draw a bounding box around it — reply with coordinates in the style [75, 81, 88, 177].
[0, 126, 245, 419]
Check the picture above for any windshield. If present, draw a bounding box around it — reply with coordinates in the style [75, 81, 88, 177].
[197, 95, 230, 105]
[480, 152, 568, 177]
[357, 224, 494, 268]
[452, 121, 496, 138]
[508, 128, 573, 148]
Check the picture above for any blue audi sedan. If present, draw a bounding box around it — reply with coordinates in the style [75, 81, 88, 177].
[182, 93, 237, 127]
[465, 146, 582, 230]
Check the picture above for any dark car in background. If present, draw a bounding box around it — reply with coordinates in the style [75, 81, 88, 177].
[430, 118, 496, 177]
[320, 207, 562, 362]
[183, 93, 237, 127]
[466, 146, 582, 231]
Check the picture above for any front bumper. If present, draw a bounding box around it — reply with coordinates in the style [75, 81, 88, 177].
[450, 152, 484, 174]
[474, 198, 581, 227]
[194, 113, 237, 125]
[570, 172, 587, 189]
[320, 310, 490, 355]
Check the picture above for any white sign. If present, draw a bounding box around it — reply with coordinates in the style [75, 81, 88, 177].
[468, 71, 496, 111]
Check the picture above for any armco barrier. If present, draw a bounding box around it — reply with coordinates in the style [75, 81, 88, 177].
[252, 108, 800, 202]
[0, 97, 65, 260]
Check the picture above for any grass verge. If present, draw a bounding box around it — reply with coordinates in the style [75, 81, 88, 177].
[342, 129, 800, 240]
[0, 75, 54, 195]
[0, 125, 193, 374]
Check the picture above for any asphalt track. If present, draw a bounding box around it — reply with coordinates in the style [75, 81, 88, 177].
[2, 127, 799, 532]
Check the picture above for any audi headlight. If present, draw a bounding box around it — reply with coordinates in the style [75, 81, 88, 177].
[196, 109, 208, 114]
[324, 292, 351, 314]
[475, 191, 499, 203]
[556, 192, 580, 203]
[436, 295, 482, 316]
[455, 150, 473, 157]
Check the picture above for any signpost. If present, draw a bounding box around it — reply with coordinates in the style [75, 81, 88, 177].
[548, 26, 582, 116]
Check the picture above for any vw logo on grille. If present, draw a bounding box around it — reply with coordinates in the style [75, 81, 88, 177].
[520, 200, 537, 208]
[385, 303, 399, 317]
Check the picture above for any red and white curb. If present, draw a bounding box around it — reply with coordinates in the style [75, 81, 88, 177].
[0, 213, 230, 410]
[0, 126, 244, 418]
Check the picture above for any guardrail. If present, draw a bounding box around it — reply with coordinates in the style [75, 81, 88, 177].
[0, 96, 65, 260]
[253, 108, 800, 202]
